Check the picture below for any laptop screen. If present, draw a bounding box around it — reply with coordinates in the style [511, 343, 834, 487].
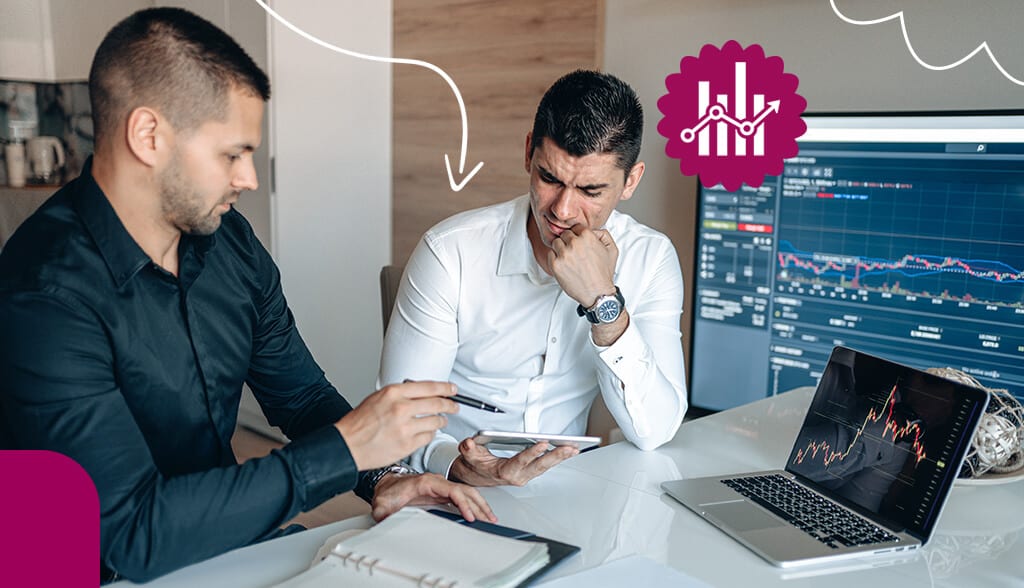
[785, 346, 989, 539]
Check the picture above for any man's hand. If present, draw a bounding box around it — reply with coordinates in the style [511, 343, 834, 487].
[448, 437, 578, 487]
[371, 472, 497, 523]
[547, 225, 618, 308]
[547, 225, 628, 345]
[335, 382, 458, 471]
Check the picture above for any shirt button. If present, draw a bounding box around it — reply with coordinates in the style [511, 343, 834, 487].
[614, 356, 624, 364]
[550, 337, 557, 343]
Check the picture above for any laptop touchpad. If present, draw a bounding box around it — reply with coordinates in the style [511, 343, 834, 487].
[703, 501, 788, 532]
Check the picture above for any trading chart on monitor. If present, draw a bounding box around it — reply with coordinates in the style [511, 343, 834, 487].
[689, 114, 1024, 411]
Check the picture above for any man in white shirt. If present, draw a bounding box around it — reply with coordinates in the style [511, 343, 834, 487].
[380, 70, 687, 486]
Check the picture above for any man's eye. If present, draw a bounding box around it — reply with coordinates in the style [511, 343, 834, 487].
[227, 154, 241, 162]
[583, 191, 600, 198]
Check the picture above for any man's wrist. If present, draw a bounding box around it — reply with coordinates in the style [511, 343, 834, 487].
[449, 455, 501, 487]
[367, 462, 416, 493]
[581, 283, 617, 309]
[448, 455, 469, 483]
[576, 286, 625, 325]
[591, 309, 629, 347]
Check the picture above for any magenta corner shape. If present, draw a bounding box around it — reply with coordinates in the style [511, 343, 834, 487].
[0, 450, 99, 586]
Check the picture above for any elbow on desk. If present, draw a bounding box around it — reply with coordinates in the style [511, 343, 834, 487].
[103, 534, 242, 584]
[631, 437, 665, 452]
[626, 424, 679, 451]
[101, 500, 240, 583]
[103, 516, 197, 583]
[103, 550, 180, 584]
[624, 405, 686, 451]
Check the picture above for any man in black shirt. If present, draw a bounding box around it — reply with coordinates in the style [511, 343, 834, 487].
[0, 7, 492, 583]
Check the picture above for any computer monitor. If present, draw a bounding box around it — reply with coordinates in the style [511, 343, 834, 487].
[689, 111, 1024, 412]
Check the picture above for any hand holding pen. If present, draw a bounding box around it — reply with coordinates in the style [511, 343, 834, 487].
[403, 379, 505, 413]
[337, 380, 460, 470]
[452, 393, 505, 414]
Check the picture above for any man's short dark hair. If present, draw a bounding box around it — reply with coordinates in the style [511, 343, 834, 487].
[530, 70, 643, 173]
[89, 7, 270, 147]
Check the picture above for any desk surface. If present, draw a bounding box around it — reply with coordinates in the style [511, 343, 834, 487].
[116, 388, 1024, 587]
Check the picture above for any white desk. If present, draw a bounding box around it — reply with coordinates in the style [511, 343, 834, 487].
[116, 388, 1024, 587]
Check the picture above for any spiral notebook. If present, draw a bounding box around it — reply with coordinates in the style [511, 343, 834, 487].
[275, 508, 575, 588]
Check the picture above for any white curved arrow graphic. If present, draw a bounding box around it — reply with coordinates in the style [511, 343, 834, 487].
[254, 0, 485, 191]
[830, 0, 1024, 86]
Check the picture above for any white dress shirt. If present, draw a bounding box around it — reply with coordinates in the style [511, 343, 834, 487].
[379, 195, 687, 475]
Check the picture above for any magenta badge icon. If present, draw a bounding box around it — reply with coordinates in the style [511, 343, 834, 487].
[658, 41, 806, 191]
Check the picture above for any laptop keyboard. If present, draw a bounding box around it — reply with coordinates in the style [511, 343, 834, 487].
[722, 474, 899, 549]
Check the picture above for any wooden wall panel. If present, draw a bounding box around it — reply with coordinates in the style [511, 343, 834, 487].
[392, 0, 603, 264]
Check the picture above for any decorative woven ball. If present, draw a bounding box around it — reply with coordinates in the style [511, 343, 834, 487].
[925, 367, 1024, 478]
[973, 413, 1021, 469]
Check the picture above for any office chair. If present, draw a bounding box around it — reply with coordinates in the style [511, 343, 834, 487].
[377, 263, 618, 445]
[379, 264, 405, 331]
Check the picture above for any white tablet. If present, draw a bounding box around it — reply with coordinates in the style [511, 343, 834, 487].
[473, 430, 601, 453]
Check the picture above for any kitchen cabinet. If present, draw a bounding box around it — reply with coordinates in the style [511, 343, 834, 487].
[0, 1, 53, 81]
[0, 0, 149, 82]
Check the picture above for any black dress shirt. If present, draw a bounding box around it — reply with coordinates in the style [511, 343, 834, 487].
[0, 160, 366, 582]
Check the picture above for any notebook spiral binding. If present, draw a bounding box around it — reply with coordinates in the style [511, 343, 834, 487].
[331, 550, 459, 588]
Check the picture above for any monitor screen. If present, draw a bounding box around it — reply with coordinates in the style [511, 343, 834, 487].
[689, 112, 1024, 411]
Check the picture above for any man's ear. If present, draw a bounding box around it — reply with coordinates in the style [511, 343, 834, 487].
[619, 161, 645, 202]
[124, 106, 166, 167]
[524, 132, 533, 175]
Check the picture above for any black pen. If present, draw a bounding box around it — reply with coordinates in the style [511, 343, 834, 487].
[402, 379, 505, 414]
[452, 393, 505, 413]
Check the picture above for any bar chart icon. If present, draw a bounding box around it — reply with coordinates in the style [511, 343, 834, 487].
[657, 40, 807, 190]
[680, 62, 779, 157]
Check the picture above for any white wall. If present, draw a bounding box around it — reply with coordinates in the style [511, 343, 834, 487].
[270, 0, 392, 405]
[49, 0, 152, 80]
[606, 0, 1024, 234]
[603, 0, 1024, 366]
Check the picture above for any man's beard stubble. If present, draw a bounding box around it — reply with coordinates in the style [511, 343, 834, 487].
[158, 153, 231, 237]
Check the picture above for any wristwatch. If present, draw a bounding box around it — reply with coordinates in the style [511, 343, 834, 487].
[576, 286, 625, 324]
[367, 462, 417, 492]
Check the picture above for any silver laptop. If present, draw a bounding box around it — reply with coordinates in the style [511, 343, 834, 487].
[662, 346, 989, 568]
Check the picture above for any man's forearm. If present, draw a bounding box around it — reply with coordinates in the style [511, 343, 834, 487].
[591, 309, 630, 347]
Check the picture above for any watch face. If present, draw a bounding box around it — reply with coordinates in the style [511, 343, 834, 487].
[596, 299, 621, 323]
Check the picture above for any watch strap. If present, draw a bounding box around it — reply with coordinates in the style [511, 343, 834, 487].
[576, 286, 624, 324]
[357, 462, 417, 501]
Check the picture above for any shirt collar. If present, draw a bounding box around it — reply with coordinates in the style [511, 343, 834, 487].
[496, 194, 548, 282]
[72, 157, 215, 289]
[495, 193, 623, 284]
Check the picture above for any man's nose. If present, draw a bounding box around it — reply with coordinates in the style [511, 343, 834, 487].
[551, 188, 575, 220]
[233, 158, 258, 192]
